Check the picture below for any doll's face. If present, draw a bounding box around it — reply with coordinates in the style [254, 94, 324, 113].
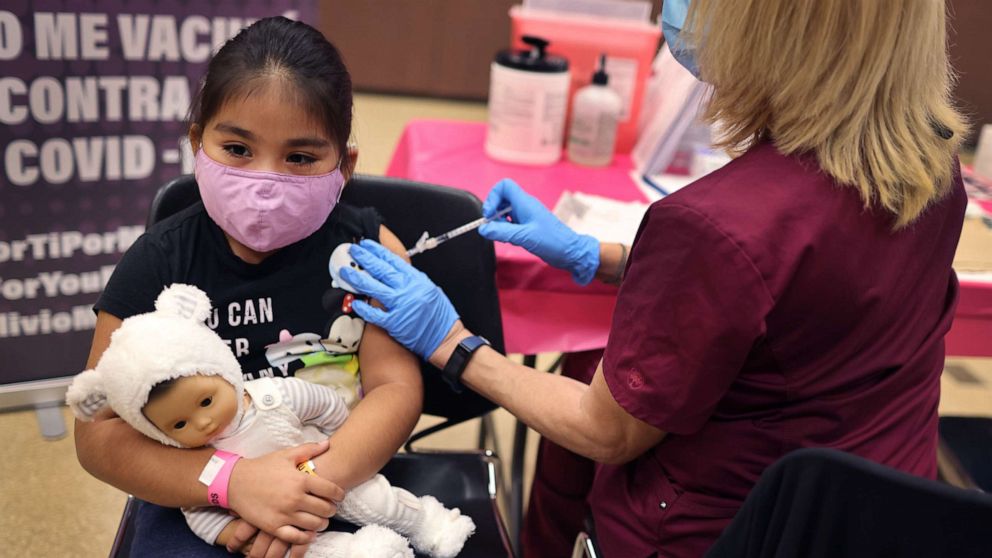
[143, 375, 238, 448]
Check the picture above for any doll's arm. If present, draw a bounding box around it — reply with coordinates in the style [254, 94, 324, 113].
[215, 518, 258, 553]
[183, 506, 238, 546]
[279, 376, 351, 434]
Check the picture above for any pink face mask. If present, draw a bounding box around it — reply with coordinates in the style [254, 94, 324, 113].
[194, 149, 345, 253]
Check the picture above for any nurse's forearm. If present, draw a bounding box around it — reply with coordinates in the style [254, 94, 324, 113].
[594, 242, 628, 284]
[464, 348, 626, 462]
[436, 336, 650, 463]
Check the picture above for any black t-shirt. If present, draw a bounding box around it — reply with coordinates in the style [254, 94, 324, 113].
[96, 202, 381, 380]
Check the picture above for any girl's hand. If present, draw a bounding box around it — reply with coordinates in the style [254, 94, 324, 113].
[244, 530, 300, 558]
[226, 440, 343, 544]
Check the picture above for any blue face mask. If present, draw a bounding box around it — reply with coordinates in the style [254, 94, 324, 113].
[661, 0, 700, 78]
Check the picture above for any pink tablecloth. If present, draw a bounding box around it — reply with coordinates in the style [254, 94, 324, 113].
[386, 119, 992, 357]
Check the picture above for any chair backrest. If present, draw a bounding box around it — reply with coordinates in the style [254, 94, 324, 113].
[706, 447, 992, 558]
[146, 174, 503, 422]
[146, 175, 201, 228]
[938, 416, 992, 492]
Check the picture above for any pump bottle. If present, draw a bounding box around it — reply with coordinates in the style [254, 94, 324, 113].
[567, 54, 623, 167]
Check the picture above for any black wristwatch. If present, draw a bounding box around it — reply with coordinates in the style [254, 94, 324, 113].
[442, 335, 490, 393]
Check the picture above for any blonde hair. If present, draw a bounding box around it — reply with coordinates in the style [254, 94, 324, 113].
[686, 0, 966, 227]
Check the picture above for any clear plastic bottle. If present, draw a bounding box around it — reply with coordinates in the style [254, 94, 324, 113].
[567, 54, 624, 167]
[486, 36, 571, 166]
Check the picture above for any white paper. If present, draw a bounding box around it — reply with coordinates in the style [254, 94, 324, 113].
[553, 191, 650, 245]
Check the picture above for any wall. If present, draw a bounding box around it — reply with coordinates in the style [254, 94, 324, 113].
[948, 0, 992, 146]
[320, 0, 990, 147]
[319, 0, 517, 100]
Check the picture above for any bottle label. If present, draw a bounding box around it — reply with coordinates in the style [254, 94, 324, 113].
[487, 66, 569, 154]
[603, 57, 638, 121]
[569, 110, 619, 162]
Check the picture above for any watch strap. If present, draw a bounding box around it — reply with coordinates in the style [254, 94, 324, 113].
[442, 335, 490, 393]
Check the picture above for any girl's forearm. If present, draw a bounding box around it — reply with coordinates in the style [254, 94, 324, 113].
[311, 381, 421, 489]
[74, 416, 214, 507]
[321, 282, 425, 489]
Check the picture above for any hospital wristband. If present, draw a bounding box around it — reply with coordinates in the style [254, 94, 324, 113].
[198, 450, 241, 509]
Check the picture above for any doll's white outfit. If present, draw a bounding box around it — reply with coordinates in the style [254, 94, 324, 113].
[67, 284, 474, 558]
[187, 376, 473, 558]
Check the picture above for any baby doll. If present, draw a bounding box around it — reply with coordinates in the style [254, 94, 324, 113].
[67, 284, 475, 558]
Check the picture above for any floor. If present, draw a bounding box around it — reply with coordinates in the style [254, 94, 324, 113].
[2, 92, 991, 557]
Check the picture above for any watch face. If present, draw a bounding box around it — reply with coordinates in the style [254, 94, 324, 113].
[444, 336, 488, 394]
[460, 336, 489, 351]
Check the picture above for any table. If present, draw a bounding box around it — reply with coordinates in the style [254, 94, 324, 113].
[950, 218, 992, 357]
[386, 119, 992, 357]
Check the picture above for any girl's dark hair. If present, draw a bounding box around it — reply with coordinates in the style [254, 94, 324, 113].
[146, 377, 179, 404]
[188, 17, 353, 163]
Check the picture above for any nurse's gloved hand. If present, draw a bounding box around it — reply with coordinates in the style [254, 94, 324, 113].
[342, 240, 459, 360]
[478, 178, 600, 285]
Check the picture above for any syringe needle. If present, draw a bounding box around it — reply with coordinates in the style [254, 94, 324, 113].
[406, 206, 512, 257]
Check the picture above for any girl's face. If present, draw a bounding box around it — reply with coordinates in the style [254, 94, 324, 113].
[143, 375, 239, 448]
[191, 80, 345, 178]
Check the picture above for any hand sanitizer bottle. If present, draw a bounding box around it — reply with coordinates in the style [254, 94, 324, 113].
[567, 54, 623, 167]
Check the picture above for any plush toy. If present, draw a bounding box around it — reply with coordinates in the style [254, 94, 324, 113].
[67, 283, 475, 558]
[328, 243, 366, 294]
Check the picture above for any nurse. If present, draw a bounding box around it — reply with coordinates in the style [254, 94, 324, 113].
[342, 0, 968, 555]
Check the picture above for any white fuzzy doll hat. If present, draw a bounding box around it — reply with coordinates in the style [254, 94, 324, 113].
[67, 284, 244, 448]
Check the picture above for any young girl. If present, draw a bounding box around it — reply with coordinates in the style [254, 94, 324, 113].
[68, 284, 474, 558]
[74, 16, 423, 557]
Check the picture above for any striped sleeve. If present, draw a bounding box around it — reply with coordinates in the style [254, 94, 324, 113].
[278, 377, 350, 434]
[182, 506, 236, 544]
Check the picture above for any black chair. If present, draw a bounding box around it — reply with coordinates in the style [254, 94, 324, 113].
[706, 447, 992, 558]
[570, 515, 603, 558]
[111, 174, 513, 557]
[938, 416, 992, 492]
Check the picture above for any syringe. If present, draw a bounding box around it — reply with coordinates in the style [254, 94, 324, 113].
[406, 206, 513, 257]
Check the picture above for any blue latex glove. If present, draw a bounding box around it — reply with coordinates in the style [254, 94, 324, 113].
[340, 239, 459, 360]
[478, 179, 600, 285]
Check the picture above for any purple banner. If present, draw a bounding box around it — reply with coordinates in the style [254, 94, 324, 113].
[0, 0, 315, 385]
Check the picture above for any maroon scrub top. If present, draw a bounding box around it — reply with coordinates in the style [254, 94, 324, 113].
[592, 141, 967, 557]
